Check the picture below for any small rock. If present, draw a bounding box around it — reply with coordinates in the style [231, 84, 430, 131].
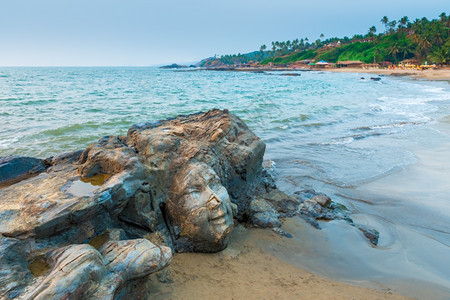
[249, 198, 281, 228]
[311, 195, 331, 207]
[355, 225, 379, 246]
[262, 189, 300, 216]
[272, 227, 294, 238]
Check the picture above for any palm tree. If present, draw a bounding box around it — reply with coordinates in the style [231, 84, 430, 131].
[368, 26, 377, 40]
[428, 46, 449, 64]
[389, 20, 397, 33]
[259, 44, 267, 60]
[389, 42, 400, 63]
[381, 16, 389, 33]
[418, 36, 432, 52]
[292, 39, 299, 51]
[398, 16, 409, 32]
[398, 40, 413, 60]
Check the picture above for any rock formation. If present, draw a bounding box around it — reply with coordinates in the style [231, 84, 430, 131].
[294, 189, 379, 245]
[0, 109, 298, 299]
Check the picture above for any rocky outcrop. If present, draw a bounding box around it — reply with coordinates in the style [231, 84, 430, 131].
[0, 109, 297, 299]
[294, 189, 379, 245]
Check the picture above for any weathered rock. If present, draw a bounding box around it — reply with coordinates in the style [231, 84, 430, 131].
[0, 156, 47, 187]
[45, 150, 83, 166]
[0, 109, 295, 298]
[99, 239, 172, 282]
[260, 189, 299, 217]
[294, 189, 380, 245]
[22, 244, 107, 300]
[21, 239, 172, 300]
[295, 189, 349, 229]
[311, 195, 331, 207]
[249, 198, 281, 228]
[0, 236, 33, 299]
[356, 225, 380, 246]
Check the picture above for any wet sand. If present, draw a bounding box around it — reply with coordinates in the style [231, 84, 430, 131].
[316, 67, 450, 81]
[148, 224, 411, 300]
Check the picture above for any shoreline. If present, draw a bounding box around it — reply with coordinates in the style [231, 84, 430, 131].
[323, 67, 450, 81]
[196, 66, 450, 81]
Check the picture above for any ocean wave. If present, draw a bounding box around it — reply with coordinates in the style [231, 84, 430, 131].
[0, 137, 19, 149]
[309, 132, 385, 146]
[352, 121, 425, 131]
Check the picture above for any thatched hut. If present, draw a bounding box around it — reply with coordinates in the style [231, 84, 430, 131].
[336, 60, 364, 68]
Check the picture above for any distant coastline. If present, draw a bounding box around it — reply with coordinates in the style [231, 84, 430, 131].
[171, 65, 450, 81]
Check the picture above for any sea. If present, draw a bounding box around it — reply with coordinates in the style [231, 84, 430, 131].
[1, 67, 449, 299]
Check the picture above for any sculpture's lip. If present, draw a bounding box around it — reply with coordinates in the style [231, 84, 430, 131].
[210, 217, 227, 225]
[210, 209, 233, 226]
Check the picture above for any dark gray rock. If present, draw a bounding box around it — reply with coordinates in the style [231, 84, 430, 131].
[45, 150, 83, 166]
[295, 189, 349, 229]
[0, 156, 47, 187]
[249, 198, 281, 228]
[294, 189, 380, 245]
[356, 225, 380, 246]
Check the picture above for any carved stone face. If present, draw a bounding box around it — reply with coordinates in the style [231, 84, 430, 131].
[168, 162, 234, 252]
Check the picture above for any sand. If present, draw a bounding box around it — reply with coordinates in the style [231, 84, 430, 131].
[321, 67, 450, 81]
[208, 66, 450, 81]
[147, 224, 412, 300]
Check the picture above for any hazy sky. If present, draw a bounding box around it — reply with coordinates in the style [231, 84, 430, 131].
[0, 0, 447, 66]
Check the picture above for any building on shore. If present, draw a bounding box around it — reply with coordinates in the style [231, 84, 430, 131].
[336, 60, 364, 68]
[315, 60, 331, 68]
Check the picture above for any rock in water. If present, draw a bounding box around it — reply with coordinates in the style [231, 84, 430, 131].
[0, 109, 296, 298]
[294, 189, 380, 245]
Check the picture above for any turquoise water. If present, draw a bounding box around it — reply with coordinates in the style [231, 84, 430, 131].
[1, 67, 450, 298]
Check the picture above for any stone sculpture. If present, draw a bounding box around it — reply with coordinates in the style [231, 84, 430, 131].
[0, 109, 298, 299]
[167, 161, 236, 252]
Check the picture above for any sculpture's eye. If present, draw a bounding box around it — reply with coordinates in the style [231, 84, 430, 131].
[189, 191, 200, 200]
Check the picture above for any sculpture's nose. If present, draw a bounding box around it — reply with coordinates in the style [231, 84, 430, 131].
[207, 192, 222, 209]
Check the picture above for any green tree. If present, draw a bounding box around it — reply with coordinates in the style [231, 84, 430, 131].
[367, 26, 377, 40]
[259, 44, 267, 60]
[389, 20, 397, 33]
[381, 16, 389, 33]
[398, 16, 409, 31]
[389, 42, 400, 63]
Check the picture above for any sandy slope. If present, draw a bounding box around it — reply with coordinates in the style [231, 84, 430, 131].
[147, 224, 412, 300]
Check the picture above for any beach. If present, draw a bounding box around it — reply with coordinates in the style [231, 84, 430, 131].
[210, 66, 450, 81]
[323, 67, 450, 81]
[148, 223, 411, 300]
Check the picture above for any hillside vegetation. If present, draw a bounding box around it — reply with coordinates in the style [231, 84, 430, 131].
[200, 13, 449, 67]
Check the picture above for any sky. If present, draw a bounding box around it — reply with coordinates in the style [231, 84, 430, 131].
[0, 0, 448, 66]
